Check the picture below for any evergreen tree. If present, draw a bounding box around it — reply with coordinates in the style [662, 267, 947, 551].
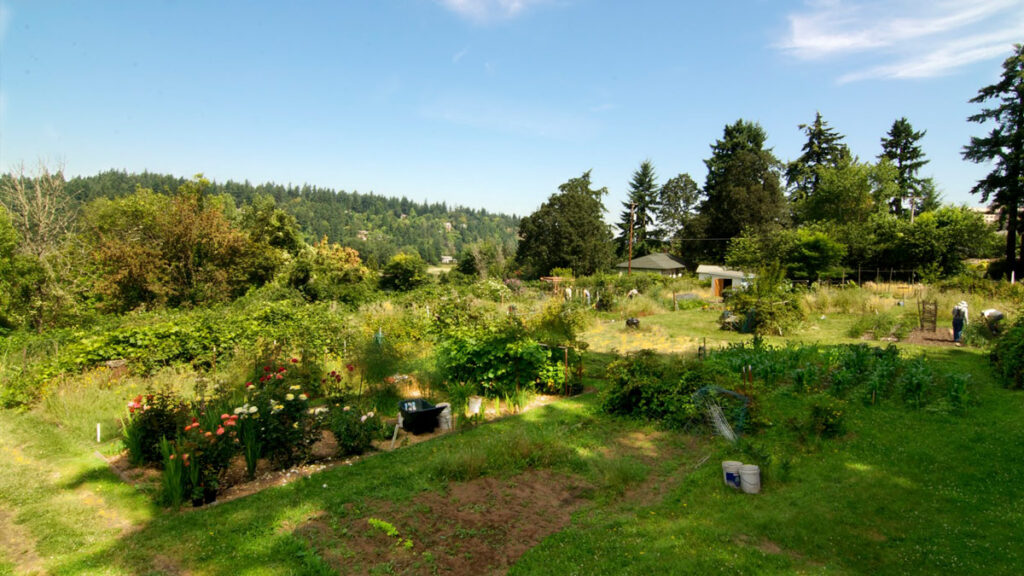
[697, 120, 787, 262]
[515, 171, 614, 278]
[785, 112, 851, 206]
[615, 160, 660, 258]
[962, 43, 1024, 280]
[880, 117, 930, 218]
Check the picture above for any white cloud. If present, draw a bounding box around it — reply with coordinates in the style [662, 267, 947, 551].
[437, 0, 551, 23]
[452, 47, 469, 63]
[779, 0, 1024, 81]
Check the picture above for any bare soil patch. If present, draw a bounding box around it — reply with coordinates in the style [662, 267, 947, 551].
[294, 469, 591, 576]
[902, 328, 957, 347]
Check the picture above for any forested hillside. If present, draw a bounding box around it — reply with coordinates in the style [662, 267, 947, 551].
[66, 170, 519, 267]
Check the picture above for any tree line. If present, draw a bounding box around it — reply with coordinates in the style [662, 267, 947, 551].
[513, 45, 1024, 282]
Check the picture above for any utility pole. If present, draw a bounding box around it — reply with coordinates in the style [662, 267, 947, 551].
[627, 202, 635, 276]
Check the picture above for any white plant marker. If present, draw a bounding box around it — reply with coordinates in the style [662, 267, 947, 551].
[96, 423, 101, 443]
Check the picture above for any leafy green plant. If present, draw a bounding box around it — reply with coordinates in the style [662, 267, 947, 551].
[121, 391, 188, 465]
[992, 316, 1024, 389]
[234, 401, 262, 479]
[159, 436, 186, 510]
[328, 406, 377, 456]
[367, 518, 414, 550]
[807, 395, 846, 438]
[601, 350, 739, 430]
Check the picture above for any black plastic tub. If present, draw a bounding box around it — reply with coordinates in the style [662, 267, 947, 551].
[399, 399, 444, 435]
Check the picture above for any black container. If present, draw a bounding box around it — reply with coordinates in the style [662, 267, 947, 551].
[398, 399, 444, 435]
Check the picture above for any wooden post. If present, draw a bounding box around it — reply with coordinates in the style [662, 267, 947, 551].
[563, 347, 570, 396]
[627, 202, 635, 276]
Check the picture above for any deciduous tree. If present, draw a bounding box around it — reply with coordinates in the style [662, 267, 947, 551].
[515, 171, 614, 278]
[656, 173, 701, 257]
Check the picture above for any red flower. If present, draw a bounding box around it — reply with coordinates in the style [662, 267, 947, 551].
[277, 367, 286, 373]
[246, 381, 253, 388]
[264, 366, 272, 372]
[290, 358, 299, 363]
[346, 364, 355, 372]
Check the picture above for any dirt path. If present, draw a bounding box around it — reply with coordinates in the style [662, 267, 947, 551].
[0, 506, 45, 575]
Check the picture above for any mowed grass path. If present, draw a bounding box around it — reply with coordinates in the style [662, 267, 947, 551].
[2, 309, 1023, 574]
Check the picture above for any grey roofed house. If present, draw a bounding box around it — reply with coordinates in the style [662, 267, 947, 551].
[696, 264, 755, 297]
[615, 252, 687, 276]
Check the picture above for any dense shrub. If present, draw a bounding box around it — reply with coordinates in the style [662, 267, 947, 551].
[601, 350, 739, 430]
[992, 316, 1024, 389]
[328, 406, 379, 456]
[122, 390, 189, 466]
[807, 394, 846, 438]
[248, 365, 321, 468]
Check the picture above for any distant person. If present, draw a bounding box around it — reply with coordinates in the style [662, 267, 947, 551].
[952, 301, 969, 345]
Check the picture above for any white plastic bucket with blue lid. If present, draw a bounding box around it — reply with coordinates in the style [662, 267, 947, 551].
[722, 460, 743, 488]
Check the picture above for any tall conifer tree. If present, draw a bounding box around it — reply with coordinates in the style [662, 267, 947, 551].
[962, 43, 1024, 279]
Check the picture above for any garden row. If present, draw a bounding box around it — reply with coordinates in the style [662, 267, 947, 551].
[601, 340, 978, 441]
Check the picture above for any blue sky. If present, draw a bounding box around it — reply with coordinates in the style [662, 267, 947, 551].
[2, 0, 1022, 218]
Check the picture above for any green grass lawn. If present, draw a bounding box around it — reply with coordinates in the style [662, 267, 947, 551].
[2, 308, 1023, 575]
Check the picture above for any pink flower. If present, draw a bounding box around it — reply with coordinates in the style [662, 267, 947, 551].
[225, 420, 236, 427]
[220, 413, 229, 420]
[216, 427, 225, 436]
[276, 373, 284, 380]
[204, 431, 212, 438]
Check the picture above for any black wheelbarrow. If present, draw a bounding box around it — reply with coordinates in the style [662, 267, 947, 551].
[398, 399, 444, 435]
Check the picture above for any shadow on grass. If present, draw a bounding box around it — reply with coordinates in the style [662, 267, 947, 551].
[49, 396, 705, 575]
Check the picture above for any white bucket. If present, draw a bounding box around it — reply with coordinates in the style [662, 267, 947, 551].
[740, 464, 761, 494]
[467, 396, 483, 416]
[437, 403, 452, 431]
[722, 461, 743, 489]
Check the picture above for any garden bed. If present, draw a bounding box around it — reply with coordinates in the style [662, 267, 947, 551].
[105, 393, 569, 508]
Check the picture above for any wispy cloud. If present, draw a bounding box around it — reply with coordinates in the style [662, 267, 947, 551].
[437, 0, 552, 23]
[779, 0, 1024, 82]
[452, 47, 469, 63]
